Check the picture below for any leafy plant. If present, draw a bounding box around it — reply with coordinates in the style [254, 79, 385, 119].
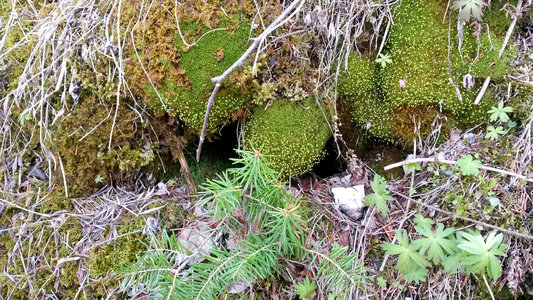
[295, 277, 316, 299]
[382, 216, 508, 284]
[488, 101, 513, 123]
[119, 149, 367, 299]
[363, 174, 394, 216]
[456, 231, 508, 280]
[456, 154, 483, 176]
[452, 0, 486, 22]
[375, 53, 392, 68]
[381, 230, 430, 282]
[411, 222, 456, 264]
[485, 126, 505, 141]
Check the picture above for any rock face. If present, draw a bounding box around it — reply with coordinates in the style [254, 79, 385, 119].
[338, 0, 515, 143]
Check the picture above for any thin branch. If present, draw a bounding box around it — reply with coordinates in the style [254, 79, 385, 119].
[195, 0, 305, 161]
[383, 157, 532, 183]
[392, 191, 533, 241]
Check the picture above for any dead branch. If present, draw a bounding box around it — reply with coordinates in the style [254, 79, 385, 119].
[384, 157, 533, 183]
[393, 191, 533, 241]
[195, 0, 306, 162]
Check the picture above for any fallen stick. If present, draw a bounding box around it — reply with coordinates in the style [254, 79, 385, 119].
[384, 157, 532, 183]
[196, 0, 306, 161]
[393, 191, 533, 241]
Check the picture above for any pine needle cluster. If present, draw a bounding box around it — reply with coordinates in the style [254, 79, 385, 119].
[118, 149, 367, 299]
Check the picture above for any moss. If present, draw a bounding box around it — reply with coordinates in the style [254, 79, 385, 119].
[122, 0, 261, 133]
[244, 98, 331, 177]
[0, 184, 157, 298]
[87, 214, 146, 278]
[0, 190, 84, 298]
[339, 0, 516, 142]
[48, 94, 153, 196]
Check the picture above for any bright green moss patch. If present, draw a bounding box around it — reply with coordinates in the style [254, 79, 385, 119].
[339, 0, 516, 142]
[244, 99, 331, 177]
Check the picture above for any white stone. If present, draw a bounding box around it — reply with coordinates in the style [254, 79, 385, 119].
[331, 185, 365, 219]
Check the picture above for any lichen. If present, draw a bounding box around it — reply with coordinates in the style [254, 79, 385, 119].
[339, 0, 516, 142]
[244, 98, 331, 177]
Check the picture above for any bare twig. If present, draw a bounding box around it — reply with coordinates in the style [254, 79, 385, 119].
[195, 0, 305, 161]
[393, 191, 533, 241]
[384, 157, 533, 183]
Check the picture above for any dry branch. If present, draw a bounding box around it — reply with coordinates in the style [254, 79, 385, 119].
[195, 0, 306, 161]
[393, 191, 533, 241]
[384, 157, 533, 183]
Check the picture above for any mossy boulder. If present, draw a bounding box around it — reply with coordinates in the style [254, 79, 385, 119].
[339, 0, 516, 142]
[244, 98, 331, 177]
[123, 0, 265, 133]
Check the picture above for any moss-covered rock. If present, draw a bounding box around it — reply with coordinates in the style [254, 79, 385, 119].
[123, 0, 267, 133]
[244, 98, 331, 177]
[339, 0, 516, 142]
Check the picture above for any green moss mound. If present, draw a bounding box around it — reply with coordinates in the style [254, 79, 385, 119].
[339, 0, 516, 142]
[123, 0, 259, 133]
[244, 99, 331, 177]
[145, 20, 252, 132]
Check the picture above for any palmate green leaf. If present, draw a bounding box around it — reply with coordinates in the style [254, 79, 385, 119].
[403, 267, 428, 284]
[381, 230, 431, 275]
[363, 174, 393, 216]
[413, 214, 434, 230]
[456, 231, 508, 280]
[456, 154, 483, 176]
[403, 162, 421, 174]
[485, 126, 505, 141]
[452, 0, 486, 22]
[488, 101, 514, 123]
[411, 223, 456, 264]
[375, 53, 392, 68]
[295, 277, 316, 299]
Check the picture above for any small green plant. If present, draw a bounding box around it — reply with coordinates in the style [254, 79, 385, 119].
[295, 277, 316, 299]
[363, 174, 394, 216]
[381, 230, 431, 283]
[375, 53, 392, 68]
[382, 215, 508, 283]
[452, 0, 486, 22]
[119, 149, 367, 299]
[485, 126, 505, 141]
[488, 101, 514, 123]
[456, 154, 483, 176]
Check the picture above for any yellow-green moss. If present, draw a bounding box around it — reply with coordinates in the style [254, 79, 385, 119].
[87, 214, 146, 278]
[339, 0, 516, 142]
[0, 185, 153, 298]
[0, 189, 83, 298]
[49, 95, 153, 196]
[145, 20, 252, 132]
[244, 98, 331, 177]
